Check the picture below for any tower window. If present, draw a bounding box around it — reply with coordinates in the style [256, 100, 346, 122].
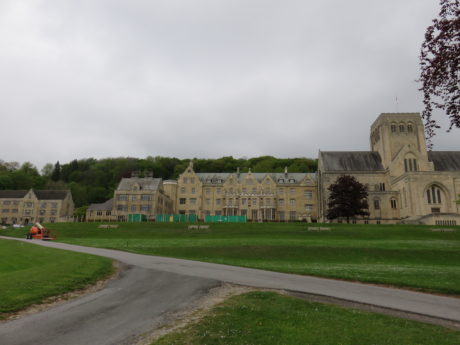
[390, 199, 397, 209]
[399, 123, 405, 132]
[390, 123, 397, 132]
[426, 185, 442, 204]
[407, 123, 413, 132]
[404, 158, 417, 172]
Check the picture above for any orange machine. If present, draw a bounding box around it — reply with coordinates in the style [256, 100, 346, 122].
[27, 223, 55, 240]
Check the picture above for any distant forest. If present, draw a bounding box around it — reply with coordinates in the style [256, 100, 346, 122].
[0, 156, 317, 207]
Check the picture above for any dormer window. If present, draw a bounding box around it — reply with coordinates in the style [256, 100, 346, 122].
[278, 179, 284, 183]
[289, 179, 295, 183]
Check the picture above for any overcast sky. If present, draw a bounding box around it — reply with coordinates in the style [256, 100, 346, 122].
[0, 0, 458, 170]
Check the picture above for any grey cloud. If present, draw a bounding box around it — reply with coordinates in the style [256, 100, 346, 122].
[0, 0, 458, 169]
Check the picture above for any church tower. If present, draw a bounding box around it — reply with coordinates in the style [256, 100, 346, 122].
[369, 113, 434, 177]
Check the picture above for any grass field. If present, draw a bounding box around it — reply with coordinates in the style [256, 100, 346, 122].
[0, 239, 113, 319]
[152, 291, 460, 345]
[2, 221, 460, 294]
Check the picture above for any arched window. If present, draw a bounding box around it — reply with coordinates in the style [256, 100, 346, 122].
[390, 198, 397, 209]
[426, 185, 443, 204]
[407, 122, 413, 132]
[390, 123, 397, 133]
[399, 122, 405, 132]
[404, 154, 417, 172]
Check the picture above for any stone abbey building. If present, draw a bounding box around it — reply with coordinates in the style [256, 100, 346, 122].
[86, 112, 460, 225]
[318, 113, 460, 225]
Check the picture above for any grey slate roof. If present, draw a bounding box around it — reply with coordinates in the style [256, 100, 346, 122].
[0, 190, 29, 198]
[116, 177, 162, 191]
[428, 151, 460, 171]
[34, 190, 69, 200]
[196, 172, 316, 184]
[320, 151, 384, 171]
[88, 198, 114, 211]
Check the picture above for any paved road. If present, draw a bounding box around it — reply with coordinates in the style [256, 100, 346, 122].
[1, 236, 460, 344]
[0, 262, 218, 345]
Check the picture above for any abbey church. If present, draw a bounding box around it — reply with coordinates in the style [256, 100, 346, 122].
[319, 113, 460, 225]
[85, 112, 460, 225]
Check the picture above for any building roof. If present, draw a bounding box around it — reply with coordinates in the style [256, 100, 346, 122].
[0, 190, 29, 198]
[428, 151, 460, 171]
[196, 172, 316, 184]
[87, 198, 114, 211]
[116, 177, 162, 191]
[34, 190, 69, 200]
[320, 151, 385, 171]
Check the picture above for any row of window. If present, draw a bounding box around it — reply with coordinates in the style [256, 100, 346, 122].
[1, 202, 58, 208]
[373, 198, 397, 210]
[117, 194, 152, 201]
[2, 200, 20, 205]
[179, 197, 315, 209]
[178, 210, 299, 220]
[404, 158, 417, 172]
[1, 209, 18, 213]
[116, 205, 151, 212]
[390, 122, 414, 133]
[181, 187, 314, 198]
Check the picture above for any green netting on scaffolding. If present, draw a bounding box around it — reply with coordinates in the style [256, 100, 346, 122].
[156, 214, 197, 222]
[204, 215, 247, 223]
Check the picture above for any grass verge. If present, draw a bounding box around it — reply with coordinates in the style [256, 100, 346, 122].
[152, 291, 460, 345]
[0, 239, 113, 319]
[2, 222, 460, 294]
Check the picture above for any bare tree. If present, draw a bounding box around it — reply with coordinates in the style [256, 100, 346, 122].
[419, 0, 459, 146]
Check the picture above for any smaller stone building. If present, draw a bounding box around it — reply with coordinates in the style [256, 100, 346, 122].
[86, 177, 174, 221]
[0, 189, 74, 224]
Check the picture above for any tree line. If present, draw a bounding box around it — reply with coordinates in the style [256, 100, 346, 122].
[0, 156, 317, 207]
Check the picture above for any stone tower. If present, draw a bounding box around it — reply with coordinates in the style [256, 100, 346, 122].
[369, 113, 434, 177]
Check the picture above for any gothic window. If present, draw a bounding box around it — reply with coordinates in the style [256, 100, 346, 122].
[407, 123, 413, 132]
[426, 185, 443, 204]
[399, 123, 405, 132]
[390, 199, 397, 209]
[374, 199, 380, 210]
[390, 123, 397, 132]
[404, 156, 417, 172]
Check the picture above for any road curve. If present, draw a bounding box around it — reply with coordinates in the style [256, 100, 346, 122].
[2, 236, 460, 323]
[0, 264, 218, 345]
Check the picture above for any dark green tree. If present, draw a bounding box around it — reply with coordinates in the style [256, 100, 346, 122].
[419, 0, 459, 143]
[51, 161, 61, 181]
[326, 175, 369, 223]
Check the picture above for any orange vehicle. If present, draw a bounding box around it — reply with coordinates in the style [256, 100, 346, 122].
[27, 223, 55, 240]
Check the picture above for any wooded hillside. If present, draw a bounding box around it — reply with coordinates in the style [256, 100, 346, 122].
[0, 156, 317, 207]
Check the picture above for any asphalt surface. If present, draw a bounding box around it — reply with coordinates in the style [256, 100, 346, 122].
[0, 263, 218, 345]
[1, 236, 460, 344]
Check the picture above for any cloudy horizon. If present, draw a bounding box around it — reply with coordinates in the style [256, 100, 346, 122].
[1, 0, 458, 170]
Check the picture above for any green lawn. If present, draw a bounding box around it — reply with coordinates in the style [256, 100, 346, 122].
[153, 291, 460, 345]
[0, 239, 113, 319]
[2, 222, 460, 294]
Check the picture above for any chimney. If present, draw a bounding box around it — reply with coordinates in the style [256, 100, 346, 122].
[284, 166, 288, 178]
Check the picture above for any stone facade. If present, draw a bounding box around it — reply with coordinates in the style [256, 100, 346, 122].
[86, 177, 174, 222]
[318, 113, 460, 225]
[167, 164, 318, 222]
[0, 189, 74, 224]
